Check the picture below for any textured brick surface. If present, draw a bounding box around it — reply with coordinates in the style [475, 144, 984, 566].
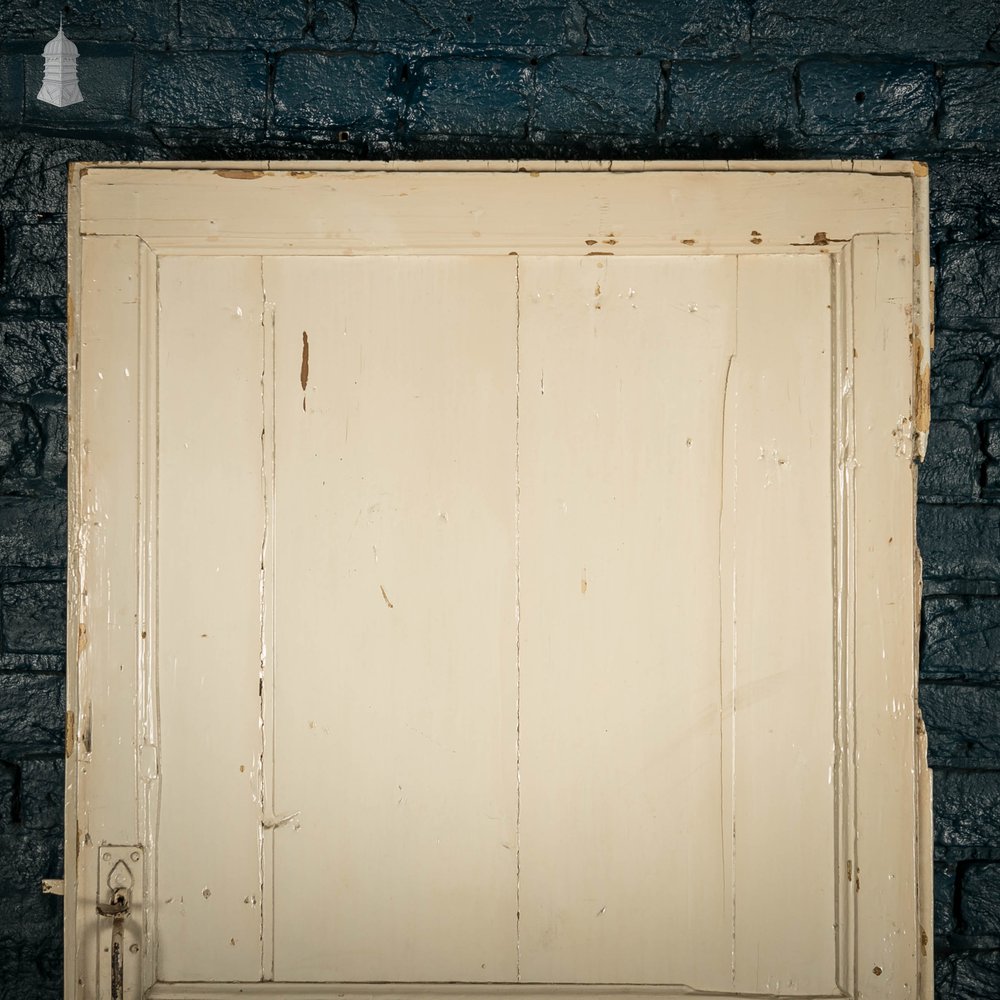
[0, 674, 64, 758]
[1, 582, 65, 654]
[179, 0, 309, 42]
[576, 0, 751, 57]
[752, 0, 999, 56]
[921, 420, 980, 500]
[350, 0, 570, 51]
[923, 597, 1000, 683]
[941, 66, 1000, 143]
[937, 950, 1000, 1000]
[668, 60, 793, 136]
[918, 505, 1000, 585]
[921, 684, 1000, 766]
[273, 52, 401, 133]
[938, 244, 1000, 322]
[410, 58, 532, 136]
[19, 759, 63, 832]
[535, 56, 660, 135]
[959, 863, 1000, 937]
[0, 2, 175, 41]
[934, 769, 1000, 848]
[797, 59, 937, 138]
[139, 52, 267, 129]
[0, 921, 61, 1000]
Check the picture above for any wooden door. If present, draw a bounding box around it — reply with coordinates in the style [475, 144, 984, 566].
[66, 162, 932, 1000]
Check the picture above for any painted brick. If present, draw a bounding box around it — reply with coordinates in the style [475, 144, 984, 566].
[272, 52, 400, 133]
[1, 218, 66, 302]
[0, 833, 61, 924]
[409, 58, 532, 137]
[349, 0, 569, 51]
[937, 949, 1000, 1000]
[934, 768, 1000, 848]
[0, 2, 175, 41]
[576, 0, 750, 57]
[0, 763, 15, 829]
[797, 60, 937, 138]
[668, 60, 793, 136]
[310, 1, 357, 42]
[180, 0, 308, 43]
[0, 922, 61, 1000]
[937, 243, 1000, 322]
[923, 597, 1000, 683]
[941, 67, 1000, 142]
[139, 53, 267, 129]
[936, 860, 958, 939]
[918, 504, 1000, 584]
[0, 320, 66, 399]
[535, 57, 660, 135]
[1, 583, 65, 655]
[24, 53, 133, 125]
[34, 408, 67, 495]
[929, 327, 1000, 411]
[0, 55, 23, 128]
[932, 358, 989, 408]
[921, 684, 1000, 766]
[0, 675, 64, 759]
[19, 760, 62, 832]
[930, 158, 1000, 244]
[752, 0, 999, 57]
[920, 420, 979, 499]
[0, 403, 43, 494]
[0, 136, 161, 215]
[0, 498, 65, 569]
[960, 863, 1000, 936]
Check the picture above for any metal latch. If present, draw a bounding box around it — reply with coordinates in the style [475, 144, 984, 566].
[96, 846, 143, 1000]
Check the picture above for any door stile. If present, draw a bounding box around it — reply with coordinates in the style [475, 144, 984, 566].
[831, 244, 858, 996]
[259, 261, 278, 982]
[138, 239, 162, 992]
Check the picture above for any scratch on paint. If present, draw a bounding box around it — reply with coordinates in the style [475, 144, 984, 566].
[300, 331, 310, 412]
[380, 584, 394, 609]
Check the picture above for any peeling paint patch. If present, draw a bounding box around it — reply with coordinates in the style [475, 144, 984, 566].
[380, 584, 394, 609]
[300, 331, 310, 392]
[214, 169, 265, 180]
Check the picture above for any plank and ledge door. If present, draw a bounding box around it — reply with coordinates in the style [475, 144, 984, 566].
[152, 249, 836, 993]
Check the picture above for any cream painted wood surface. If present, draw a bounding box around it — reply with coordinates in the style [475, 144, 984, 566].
[67, 162, 930, 1000]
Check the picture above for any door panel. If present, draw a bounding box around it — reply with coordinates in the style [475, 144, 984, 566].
[517, 255, 736, 986]
[67, 163, 931, 1000]
[155, 255, 267, 981]
[265, 256, 519, 982]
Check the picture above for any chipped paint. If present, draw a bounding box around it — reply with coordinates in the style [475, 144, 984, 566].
[214, 169, 266, 180]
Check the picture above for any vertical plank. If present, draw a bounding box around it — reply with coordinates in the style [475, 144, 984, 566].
[517, 256, 737, 987]
[730, 254, 838, 994]
[155, 256, 265, 981]
[851, 235, 919, 999]
[73, 235, 144, 998]
[265, 256, 519, 982]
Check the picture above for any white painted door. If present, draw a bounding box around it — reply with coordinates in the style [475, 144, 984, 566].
[67, 162, 932, 1000]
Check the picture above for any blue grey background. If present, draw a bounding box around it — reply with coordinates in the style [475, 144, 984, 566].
[2, 1, 1000, 996]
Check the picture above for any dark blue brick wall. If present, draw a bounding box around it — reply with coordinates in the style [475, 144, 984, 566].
[1, 1, 999, 996]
